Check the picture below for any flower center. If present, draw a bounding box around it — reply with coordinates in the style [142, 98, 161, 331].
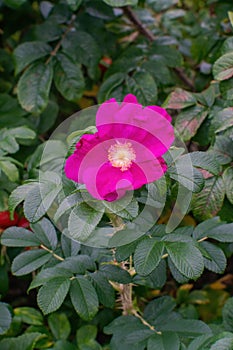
[108, 141, 136, 171]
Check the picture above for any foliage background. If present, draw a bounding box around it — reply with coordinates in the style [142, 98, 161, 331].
[0, 0, 233, 349]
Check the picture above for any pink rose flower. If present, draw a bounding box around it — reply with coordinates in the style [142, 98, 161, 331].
[65, 94, 174, 201]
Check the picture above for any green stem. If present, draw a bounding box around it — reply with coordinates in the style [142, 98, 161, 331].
[109, 215, 161, 334]
[40, 244, 64, 261]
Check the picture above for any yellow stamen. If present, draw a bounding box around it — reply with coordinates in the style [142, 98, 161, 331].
[108, 141, 136, 171]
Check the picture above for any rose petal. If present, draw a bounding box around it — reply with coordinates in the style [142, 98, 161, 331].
[65, 135, 110, 183]
[84, 163, 134, 201]
[148, 105, 172, 122]
[96, 99, 120, 126]
[130, 157, 167, 185]
[83, 157, 167, 201]
[64, 153, 81, 182]
[97, 103, 174, 149]
[65, 94, 174, 202]
[123, 94, 139, 104]
[97, 124, 173, 157]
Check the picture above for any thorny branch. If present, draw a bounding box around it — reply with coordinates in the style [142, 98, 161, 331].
[109, 212, 210, 333]
[45, 14, 76, 65]
[123, 5, 195, 91]
[110, 261, 161, 334]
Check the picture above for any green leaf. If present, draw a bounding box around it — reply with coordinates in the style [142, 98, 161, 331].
[220, 79, 233, 100]
[159, 147, 185, 167]
[76, 325, 101, 350]
[192, 217, 221, 240]
[133, 259, 167, 289]
[210, 136, 233, 165]
[0, 332, 46, 350]
[14, 307, 43, 326]
[187, 334, 214, 350]
[24, 180, 61, 223]
[213, 52, 233, 81]
[51, 340, 77, 350]
[210, 336, 233, 350]
[68, 203, 104, 242]
[165, 242, 204, 279]
[221, 37, 233, 55]
[125, 329, 155, 344]
[14, 41, 52, 75]
[66, 126, 96, 147]
[28, 267, 72, 291]
[31, 218, 58, 250]
[143, 296, 176, 324]
[189, 152, 221, 175]
[175, 105, 208, 141]
[98, 73, 125, 103]
[168, 157, 204, 192]
[37, 277, 71, 315]
[115, 239, 141, 261]
[8, 182, 36, 217]
[28, 142, 67, 173]
[0, 93, 27, 127]
[168, 257, 189, 284]
[125, 71, 157, 105]
[0, 129, 19, 154]
[134, 238, 164, 276]
[223, 298, 233, 332]
[8, 126, 36, 140]
[48, 313, 71, 340]
[142, 60, 172, 85]
[18, 61, 53, 114]
[89, 272, 115, 308]
[38, 100, 59, 134]
[54, 53, 85, 101]
[99, 264, 132, 283]
[12, 249, 51, 276]
[103, 197, 138, 220]
[0, 302, 12, 335]
[164, 88, 196, 109]
[3, 0, 27, 9]
[223, 167, 233, 204]
[195, 85, 216, 107]
[213, 108, 233, 134]
[106, 46, 143, 78]
[33, 18, 62, 42]
[200, 241, 226, 273]
[51, 255, 95, 274]
[1, 227, 40, 247]
[149, 44, 183, 68]
[105, 316, 153, 347]
[77, 325, 97, 343]
[192, 176, 225, 220]
[70, 276, 99, 320]
[161, 319, 211, 337]
[106, 315, 144, 335]
[61, 234, 80, 258]
[65, 0, 82, 10]
[207, 223, 233, 242]
[147, 332, 180, 350]
[62, 31, 101, 80]
[102, 0, 138, 6]
[0, 160, 19, 182]
[0, 156, 22, 168]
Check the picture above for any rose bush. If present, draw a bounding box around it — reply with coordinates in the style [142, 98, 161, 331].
[0, 1, 233, 349]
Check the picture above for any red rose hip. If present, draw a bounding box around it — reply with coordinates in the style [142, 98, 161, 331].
[0, 211, 19, 228]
